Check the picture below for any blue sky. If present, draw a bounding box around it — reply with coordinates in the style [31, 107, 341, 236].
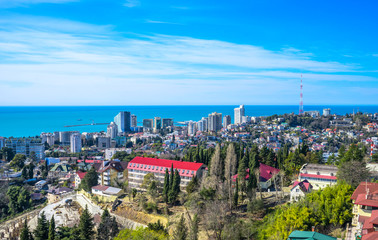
[0, 0, 377, 105]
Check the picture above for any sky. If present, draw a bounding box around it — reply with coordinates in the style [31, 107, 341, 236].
[0, 0, 377, 106]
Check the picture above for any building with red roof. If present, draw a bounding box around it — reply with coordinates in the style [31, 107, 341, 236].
[290, 180, 313, 202]
[298, 163, 337, 190]
[351, 182, 378, 239]
[74, 171, 87, 189]
[127, 156, 206, 190]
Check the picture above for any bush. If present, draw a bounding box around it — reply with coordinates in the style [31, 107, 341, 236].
[143, 202, 158, 213]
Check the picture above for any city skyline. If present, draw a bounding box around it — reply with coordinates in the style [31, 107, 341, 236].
[0, 0, 378, 105]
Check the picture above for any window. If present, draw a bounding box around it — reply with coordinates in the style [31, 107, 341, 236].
[187, 170, 189, 174]
[192, 171, 194, 174]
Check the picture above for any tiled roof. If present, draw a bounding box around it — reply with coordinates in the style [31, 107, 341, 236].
[361, 232, 378, 240]
[232, 163, 280, 182]
[292, 180, 312, 192]
[299, 173, 337, 180]
[355, 193, 378, 208]
[351, 182, 378, 200]
[92, 185, 109, 191]
[94, 161, 127, 173]
[128, 157, 204, 175]
[76, 171, 87, 179]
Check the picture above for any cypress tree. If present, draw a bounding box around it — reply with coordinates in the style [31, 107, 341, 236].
[233, 180, 239, 207]
[163, 169, 170, 203]
[173, 214, 188, 240]
[34, 211, 48, 240]
[20, 220, 32, 240]
[168, 169, 181, 204]
[97, 209, 118, 240]
[189, 214, 199, 240]
[48, 215, 55, 240]
[78, 205, 95, 240]
[169, 164, 174, 189]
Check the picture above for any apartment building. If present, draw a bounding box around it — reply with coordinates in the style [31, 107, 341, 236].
[298, 163, 337, 190]
[127, 156, 206, 190]
[94, 160, 128, 186]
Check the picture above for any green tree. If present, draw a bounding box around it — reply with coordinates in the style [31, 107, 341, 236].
[7, 186, 31, 215]
[168, 169, 181, 204]
[186, 176, 198, 194]
[34, 212, 49, 240]
[163, 169, 170, 202]
[97, 209, 119, 240]
[189, 214, 199, 240]
[20, 220, 33, 240]
[48, 215, 56, 240]
[1, 147, 14, 162]
[173, 214, 188, 240]
[114, 227, 168, 240]
[209, 144, 222, 180]
[80, 167, 98, 192]
[10, 153, 26, 170]
[337, 161, 371, 187]
[78, 205, 95, 240]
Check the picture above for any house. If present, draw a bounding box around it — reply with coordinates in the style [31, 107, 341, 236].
[232, 163, 280, 191]
[74, 171, 87, 189]
[287, 230, 336, 240]
[48, 163, 72, 179]
[290, 180, 312, 202]
[298, 163, 337, 190]
[93, 160, 128, 186]
[35, 180, 48, 190]
[360, 210, 378, 238]
[91, 185, 123, 202]
[30, 193, 44, 201]
[351, 182, 378, 238]
[127, 156, 206, 190]
[47, 187, 73, 203]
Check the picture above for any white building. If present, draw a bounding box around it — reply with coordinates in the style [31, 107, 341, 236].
[40, 133, 55, 146]
[323, 108, 331, 116]
[106, 122, 118, 139]
[4, 138, 45, 159]
[208, 112, 222, 132]
[298, 163, 337, 190]
[290, 180, 312, 202]
[234, 105, 245, 125]
[105, 148, 117, 160]
[70, 133, 82, 153]
[197, 117, 208, 132]
[188, 121, 197, 136]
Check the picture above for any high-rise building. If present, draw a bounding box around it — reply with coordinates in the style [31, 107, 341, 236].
[208, 112, 222, 132]
[223, 115, 231, 128]
[234, 105, 245, 125]
[0, 137, 4, 149]
[143, 119, 153, 131]
[162, 118, 174, 128]
[4, 138, 45, 159]
[40, 133, 55, 146]
[106, 122, 118, 139]
[187, 121, 197, 136]
[114, 111, 131, 133]
[59, 131, 72, 146]
[70, 133, 82, 153]
[154, 117, 162, 132]
[131, 114, 137, 128]
[97, 136, 111, 149]
[197, 117, 208, 132]
[323, 108, 331, 117]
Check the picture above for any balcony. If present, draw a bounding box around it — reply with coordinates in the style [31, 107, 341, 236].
[352, 205, 359, 214]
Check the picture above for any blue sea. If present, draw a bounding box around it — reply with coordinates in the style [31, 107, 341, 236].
[0, 105, 378, 138]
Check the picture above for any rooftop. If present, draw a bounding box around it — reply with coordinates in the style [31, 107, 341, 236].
[128, 156, 204, 172]
[287, 230, 336, 240]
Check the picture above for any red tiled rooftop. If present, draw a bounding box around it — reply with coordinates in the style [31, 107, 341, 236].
[76, 171, 87, 179]
[351, 182, 378, 200]
[355, 193, 378, 208]
[299, 173, 337, 180]
[128, 157, 204, 172]
[362, 232, 378, 240]
[92, 185, 109, 191]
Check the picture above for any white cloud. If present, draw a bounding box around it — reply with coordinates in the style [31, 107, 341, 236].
[123, 0, 139, 8]
[0, 16, 376, 105]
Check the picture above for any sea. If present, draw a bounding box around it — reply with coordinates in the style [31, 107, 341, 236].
[1, 105, 378, 138]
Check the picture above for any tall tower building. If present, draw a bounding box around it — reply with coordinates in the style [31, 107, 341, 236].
[114, 111, 131, 133]
[131, 114, 137, 128]
[107, 122, 118, 139]
[208, 112, 222, 132]
[187, 121, 197, 136]
[154, 117, 162, 132]
[143, 119, 153, 130]
[70, 133, 82, 153]
[234, 105, 245, 125]
[223, 115, 231, 128]
[323, 108, 331, 117]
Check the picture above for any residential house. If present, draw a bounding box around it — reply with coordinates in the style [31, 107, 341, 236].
[91, 185, 123, 202]
[94, 160, 128, 186]
[75, 171, 87, 189]
[287, 230, 336, 240]
[290, 180, 312, 202]
[48, 163, 72, 179]
[298, 163, 337, 190]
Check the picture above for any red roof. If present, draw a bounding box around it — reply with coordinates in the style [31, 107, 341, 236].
[232, 163, 280, 182]
[351, 182, 378, 200]
[128, 157, 204, 177]
[362, 210, 378, 231]
[92, 185, 109, 191]
[76, 171, 87, 180]
[299, 173, 337, 180]
[362, 232, 378, 240]
[292, 180, 312, 192]
[355, 193, 378, 208]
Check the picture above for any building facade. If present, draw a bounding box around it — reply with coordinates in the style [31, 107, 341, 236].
[106, 122, 118, 139]
[162, 118, 174, 128]
[4, 138, 45, 159]
[127, 156, 206, 190]
[131, 114, 137, 128]
[298, 163, 337, 190]
[94, 160, 128, 186]
[153, 117, 162, 132]
[208, 112, 222, 132]
[234, 105, 245, 125]
[143, 119, 153, 131]
[114, 111, 131, 133]
[223, 115, 231, 128]
[70, 133, 82, 153]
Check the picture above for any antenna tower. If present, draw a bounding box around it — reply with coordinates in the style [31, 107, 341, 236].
[299, 74, 303, 115]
